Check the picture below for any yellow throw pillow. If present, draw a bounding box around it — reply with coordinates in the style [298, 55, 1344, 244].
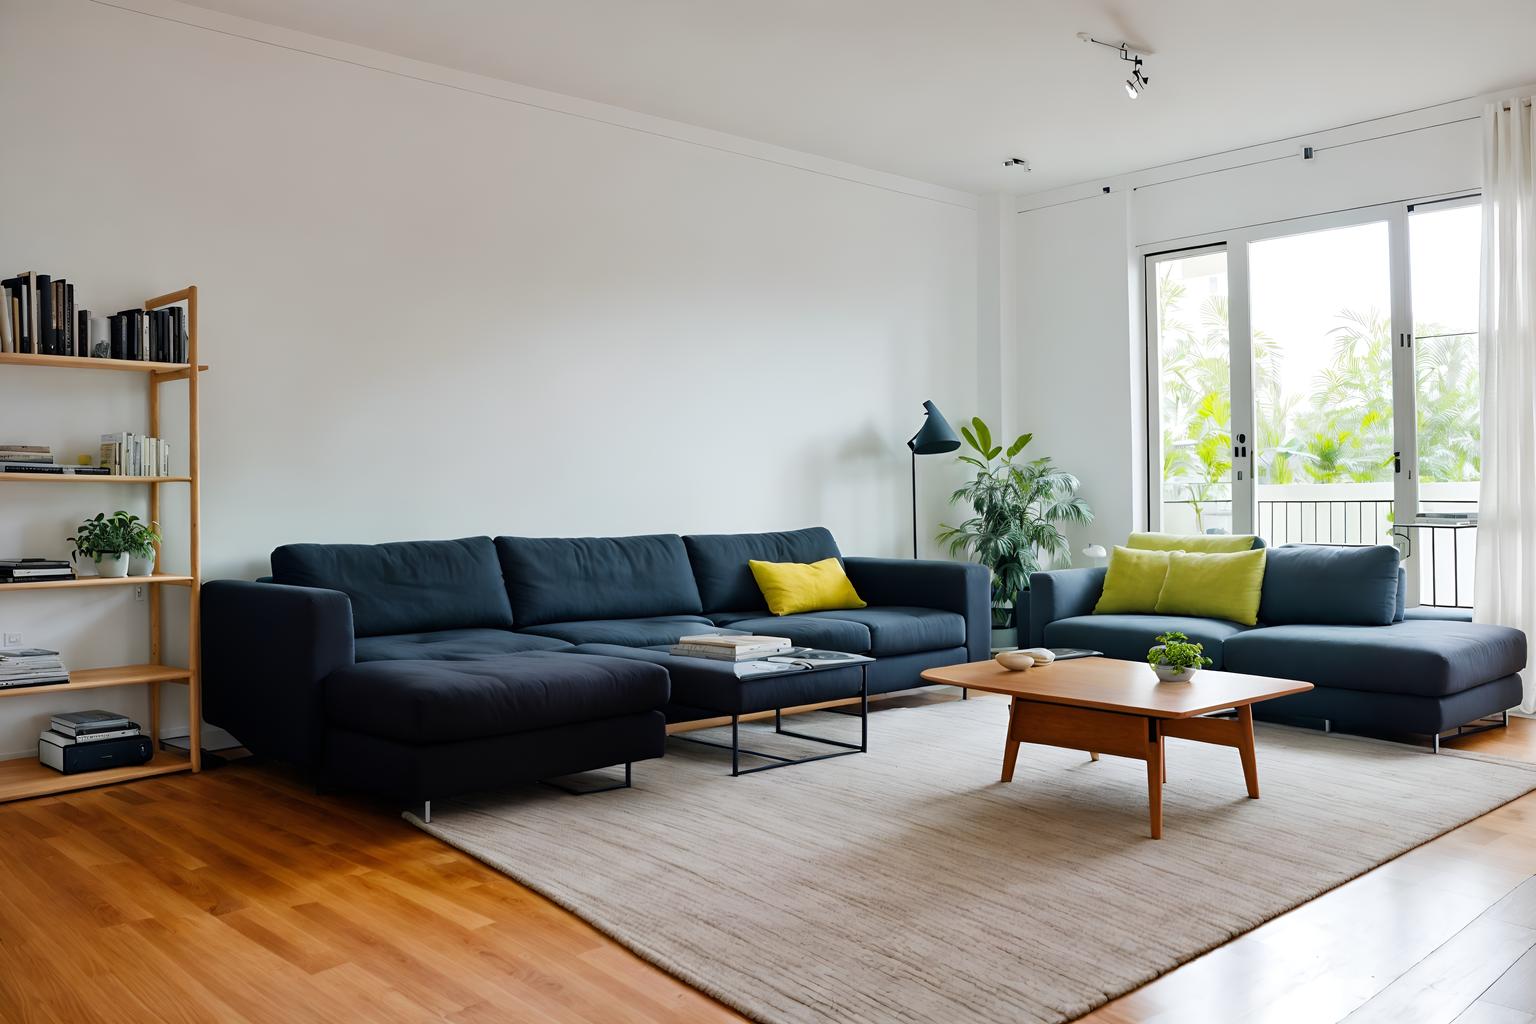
[1127, 532, 1257, 553]
[749, 557, 867, 616]
[1093, 546, 1171, 615]
[1154, 548, 1268, 626]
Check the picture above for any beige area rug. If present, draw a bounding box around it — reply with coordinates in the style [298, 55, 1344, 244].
[409, 698, 1536, 1024]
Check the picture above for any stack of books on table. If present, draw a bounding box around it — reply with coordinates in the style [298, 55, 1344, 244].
[670, 635, 794, 661]
[0, 648, 70, 689]
[0, 559, 75, 584]
[669, 635, 809, 677]
[39, 711, 151, 773]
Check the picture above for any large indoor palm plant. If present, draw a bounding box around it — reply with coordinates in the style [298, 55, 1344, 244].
[937, 418, 1093, 634]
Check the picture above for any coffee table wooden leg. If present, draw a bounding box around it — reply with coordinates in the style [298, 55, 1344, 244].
[1146, 719, 1163, 839]
[1160, 735, 1167, 784]
[1001, 698, 1021, 783]
[1238, 704, 1259, 799]
[1089, 751, 1099, 762]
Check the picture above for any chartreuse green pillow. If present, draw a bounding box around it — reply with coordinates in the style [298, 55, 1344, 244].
[1154, 547, 1268, 626]
[749, 557, 867, 616]
[1093, 546, 1171, 615]
[1127, 532, 1257, 553]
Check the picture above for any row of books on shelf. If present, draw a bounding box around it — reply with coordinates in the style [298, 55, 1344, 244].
[39, 710, 152, 774]
[0, 270, 188, 363]
[0, 434, 172, 476]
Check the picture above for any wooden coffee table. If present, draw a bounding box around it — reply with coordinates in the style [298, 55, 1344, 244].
[921, 657, 1313, 838]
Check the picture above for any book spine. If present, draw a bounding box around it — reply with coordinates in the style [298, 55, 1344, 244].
[35, 275, 52, 355]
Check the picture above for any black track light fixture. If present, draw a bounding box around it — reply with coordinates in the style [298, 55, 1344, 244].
[1078, 33, 1152, 99]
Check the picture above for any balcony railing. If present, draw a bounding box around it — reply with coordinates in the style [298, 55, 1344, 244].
[1159, 497, 1475, 609]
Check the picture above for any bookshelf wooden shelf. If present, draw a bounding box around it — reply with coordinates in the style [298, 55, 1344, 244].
[0, 284, 204, 803]
[0, 574, 194, 592]
[0, 664, 192, 700]
[0, 351, 207, 374]
[0, 474, 192, 484]
[0, 749, 191, 802]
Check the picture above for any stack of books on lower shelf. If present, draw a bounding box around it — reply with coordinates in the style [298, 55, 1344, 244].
[0, 559, 75, 584]
[0, 647, 70, 689]
[39, 710, 152, 774]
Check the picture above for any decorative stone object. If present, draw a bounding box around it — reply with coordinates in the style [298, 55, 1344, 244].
[1019, 647, 1056, 664]
[995, 650, 1036, 671]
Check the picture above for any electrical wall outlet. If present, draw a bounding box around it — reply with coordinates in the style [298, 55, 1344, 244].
[2, 633, 21, 647]
[134, 585, 145, 603]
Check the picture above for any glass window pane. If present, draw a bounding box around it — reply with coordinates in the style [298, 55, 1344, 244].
[1249, 221, 1394, 545]
[1152, 250, 1231, 535]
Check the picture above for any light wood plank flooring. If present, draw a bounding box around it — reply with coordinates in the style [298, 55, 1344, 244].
[0, 696, 1531, 1024]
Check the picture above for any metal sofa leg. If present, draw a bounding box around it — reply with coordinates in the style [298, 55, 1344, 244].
[420, 800, 431, 823]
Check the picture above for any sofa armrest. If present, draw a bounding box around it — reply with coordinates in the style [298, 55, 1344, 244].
[201, 580, 355, 769]
[843, 557, 991, 662]
[1027, 568, 1106, 648]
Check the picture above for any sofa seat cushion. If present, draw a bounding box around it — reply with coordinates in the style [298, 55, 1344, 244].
[323, 651, 670, 744]
[271, 537, 513, 637]
[797, 607, 964, 656]
[1223, 620, 1528, 698]
[1043, 615, 1253, 669]
[355, 629, 570, 663]
[495, 534, 703, 626]
[683, 528, 843, 614]
[1404, 606, 1475, 622]
[708, 615, 872, 654]
[519, 616, 739, 648]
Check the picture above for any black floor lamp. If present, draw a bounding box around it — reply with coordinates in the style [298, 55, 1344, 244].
[907, 400, 961, 558]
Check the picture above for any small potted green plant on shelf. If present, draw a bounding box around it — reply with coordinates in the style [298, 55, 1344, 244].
[122, 514, 162, 577]
[1147, 630, 1212, 683]
[67, 510, 139, 579]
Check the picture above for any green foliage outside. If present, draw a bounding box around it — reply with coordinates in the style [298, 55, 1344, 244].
[1157, 267, 1480, 532]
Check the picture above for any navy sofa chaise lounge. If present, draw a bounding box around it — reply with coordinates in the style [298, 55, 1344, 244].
[1029, 543, 1526, 747]
[202, 527, 989, 806]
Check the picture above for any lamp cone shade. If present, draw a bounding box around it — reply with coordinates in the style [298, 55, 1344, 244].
[908, 400, 962, 455]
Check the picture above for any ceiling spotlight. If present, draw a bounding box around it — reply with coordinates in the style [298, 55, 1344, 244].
[1125, 57, 1149, 99]
[1079, 32, 1152, 99]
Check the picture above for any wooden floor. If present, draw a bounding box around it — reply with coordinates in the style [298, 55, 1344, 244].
[0, 698, 1533, 1024]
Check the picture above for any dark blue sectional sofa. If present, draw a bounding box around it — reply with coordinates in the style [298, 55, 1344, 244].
[1029, 543, 1526, 746]
[202, 527, 988, 805]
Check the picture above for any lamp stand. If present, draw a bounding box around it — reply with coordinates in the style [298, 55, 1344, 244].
[911, 449, 918, 559]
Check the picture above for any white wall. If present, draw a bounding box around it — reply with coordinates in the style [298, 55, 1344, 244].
[0, 0, 980, 756]
[1012, 94, 1507, 557]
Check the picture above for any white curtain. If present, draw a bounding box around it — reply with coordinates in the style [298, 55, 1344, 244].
[1475, 95, 1536, 713]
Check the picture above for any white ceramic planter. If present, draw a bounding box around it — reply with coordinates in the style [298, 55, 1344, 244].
[1152, 664, 1197, 683]
[128, 553, 156, 577]
[94, 552, 130, 578]
[990, 627, 1019, 651]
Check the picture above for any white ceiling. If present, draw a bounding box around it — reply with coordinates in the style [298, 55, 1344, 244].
[181, 0, 1536, 195]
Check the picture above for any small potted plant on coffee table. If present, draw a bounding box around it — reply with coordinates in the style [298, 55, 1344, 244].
[1147, 630, 1212, 683]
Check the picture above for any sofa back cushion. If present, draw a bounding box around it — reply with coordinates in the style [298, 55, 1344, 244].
[495, 534, 702, 626]
[270, 537, 512, 638]
[1127, 532, 1265, 552]
[1259, 544, 1401, 626]
[683, 528, 843, 612]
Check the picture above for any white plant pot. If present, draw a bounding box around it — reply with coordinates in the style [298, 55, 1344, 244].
[1152, 664, 1197, 683]
[94, 552, 130, 578]
[990, 627, 1019, 652]
[72, 551, 97, 577]
[128, 553, 156, 577]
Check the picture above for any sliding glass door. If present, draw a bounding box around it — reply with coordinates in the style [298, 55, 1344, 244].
[1145, 197, 1482, 605]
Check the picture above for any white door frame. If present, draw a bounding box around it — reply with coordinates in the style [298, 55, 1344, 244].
[1140, 193, 1471, 544]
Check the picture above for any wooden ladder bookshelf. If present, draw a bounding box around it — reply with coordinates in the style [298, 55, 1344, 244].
[0, 285, 206, 802]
